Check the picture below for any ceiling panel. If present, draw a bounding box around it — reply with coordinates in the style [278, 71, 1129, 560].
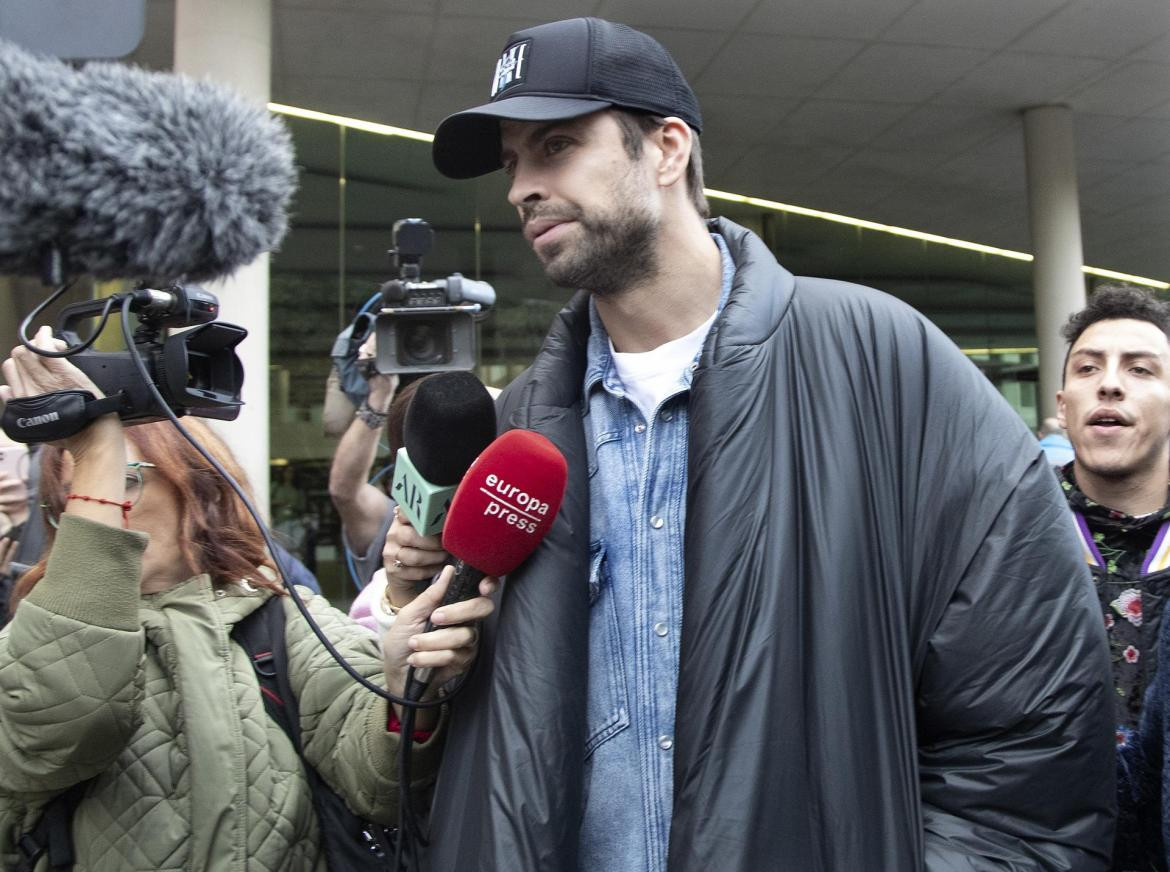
[741, 0, 917, 40]
[930, 133, 1027, 195]
[879, 0, 1066, 50]
[1076, 115, 1170, 164]
[718, 142, 855, 193]
[935, 51, 1109, 109]
[1012, 0, 1170, 59]
[868, 105, 1016, 153]
[771, 100, 912, 149]
[635, 25, 729, 79]
[438, 0, 603, 18]
[598, 0, 759, 32]
[276, 8, 436, 79]
[815, 43, 989, 102]
[694, 33, 864, 98]
[424, 15, 532, 84]
[1066, 62, 1170, 117]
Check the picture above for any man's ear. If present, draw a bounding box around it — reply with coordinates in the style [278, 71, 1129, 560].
[651, 117, 693, 189]
[1056, 390, 1067, 430]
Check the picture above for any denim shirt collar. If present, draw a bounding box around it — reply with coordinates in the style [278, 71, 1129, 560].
[582, 233, 734, 405]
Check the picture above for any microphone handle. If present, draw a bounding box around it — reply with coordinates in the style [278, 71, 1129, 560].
[405, 559, 484, 703]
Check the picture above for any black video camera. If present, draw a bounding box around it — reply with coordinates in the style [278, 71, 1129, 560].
[1, 284, 246, 444]
[374, 219, 495, 375]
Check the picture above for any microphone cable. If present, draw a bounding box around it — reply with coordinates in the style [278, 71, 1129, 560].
[18, 279, 121, 358]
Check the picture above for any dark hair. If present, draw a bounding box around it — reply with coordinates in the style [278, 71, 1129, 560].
[613, 110, 709, 218]
[11, 419, 279, 610]
[1061, 284, 1170, 366]
[386, 376, 426, 454]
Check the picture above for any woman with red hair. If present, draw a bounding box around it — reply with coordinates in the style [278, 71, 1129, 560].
[0, 328, 494, 870]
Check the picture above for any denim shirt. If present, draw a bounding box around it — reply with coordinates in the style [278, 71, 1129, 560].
[578, 236, 733, 871]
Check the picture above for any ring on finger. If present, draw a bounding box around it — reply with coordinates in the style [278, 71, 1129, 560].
[392, 558, 404, 571]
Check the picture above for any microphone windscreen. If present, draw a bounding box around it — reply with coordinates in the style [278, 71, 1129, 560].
[442, 429, 568, 577]
[0, 38, 296, 282]
[403, 372, 497, 486]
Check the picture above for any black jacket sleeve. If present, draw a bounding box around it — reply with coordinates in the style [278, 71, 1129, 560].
[916, 454, 1116, 870]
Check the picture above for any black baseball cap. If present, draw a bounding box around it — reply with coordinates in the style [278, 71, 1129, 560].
[432, 17, 702, 179]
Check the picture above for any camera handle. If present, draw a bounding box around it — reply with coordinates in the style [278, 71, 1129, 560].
[1, 390, 125, 444]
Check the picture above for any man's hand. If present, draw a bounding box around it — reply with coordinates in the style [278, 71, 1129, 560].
[357, 333, 398, 412]
[382, 507, 450, 605]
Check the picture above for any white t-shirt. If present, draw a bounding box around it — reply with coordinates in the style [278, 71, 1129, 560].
[610, 308, 717, 422]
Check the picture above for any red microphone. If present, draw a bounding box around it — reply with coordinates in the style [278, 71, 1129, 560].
[405, 428, 567, 701]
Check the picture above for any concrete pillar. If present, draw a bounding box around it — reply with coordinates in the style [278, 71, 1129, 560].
[1023, 105, 1086, 422]
[173, 0, 272, 514]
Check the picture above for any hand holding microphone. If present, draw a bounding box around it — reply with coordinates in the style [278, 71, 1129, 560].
[383, 371, 496, 596]
[380, 565, 499, 727]
[383, 506, 447, 589]
[404, 427, 568, 702]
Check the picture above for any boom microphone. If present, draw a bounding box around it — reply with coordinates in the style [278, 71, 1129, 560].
[405, 428, 568, 701]
[0, 38, 296, 282]
[390, 371, 497, 536]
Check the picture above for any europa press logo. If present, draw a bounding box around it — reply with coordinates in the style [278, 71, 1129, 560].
[491, 39, 531, 98]
[479, 472, 549, 534]
[442, 429, 568, 577]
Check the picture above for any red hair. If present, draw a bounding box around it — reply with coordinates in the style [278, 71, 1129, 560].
[11, 419, 281, 609]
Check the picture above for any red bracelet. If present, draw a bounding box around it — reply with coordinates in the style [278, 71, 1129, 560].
[387, 709, 434, 743]
[66, 493, 132, 528]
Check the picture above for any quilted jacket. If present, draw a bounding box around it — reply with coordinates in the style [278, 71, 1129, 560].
[0, 514, 443, 871]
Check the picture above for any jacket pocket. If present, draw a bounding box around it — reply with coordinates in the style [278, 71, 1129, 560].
[585, 540, 630, 759]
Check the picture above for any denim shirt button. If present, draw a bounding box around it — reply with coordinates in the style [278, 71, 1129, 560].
[660, 410, 673, 422]
[658, 735, 674, 751]
[634, 423, 646, 434]
[650, 516, 665, 529]
[653, 622, 668, 637]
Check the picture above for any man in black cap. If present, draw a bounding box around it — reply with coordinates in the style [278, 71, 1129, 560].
[415, 17, 1114, 872]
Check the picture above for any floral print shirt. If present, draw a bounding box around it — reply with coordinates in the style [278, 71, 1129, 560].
[1060, 466, 1170, 737]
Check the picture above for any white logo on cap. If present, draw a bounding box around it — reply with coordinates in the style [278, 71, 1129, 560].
[491, 40, 531, 98]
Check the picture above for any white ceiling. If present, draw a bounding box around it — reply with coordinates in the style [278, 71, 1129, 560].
[139, 0, 1170, 281]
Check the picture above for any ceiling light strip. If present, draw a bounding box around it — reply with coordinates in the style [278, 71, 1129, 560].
[704, 189, 1033, 261]
[704, 189, 1170, 290]
[268, 102, 434, 142]
[265, 104, 1169, 290]
[1083, 265, 1169, 289]
[961, 347, 1038, 356]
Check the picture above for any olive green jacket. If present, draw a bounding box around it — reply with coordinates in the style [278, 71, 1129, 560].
[0, 515, 443, 871]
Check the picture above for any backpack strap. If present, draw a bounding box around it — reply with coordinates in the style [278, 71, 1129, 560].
[15, 779, 88, 872]
[232, 595, 396, 871]
[233, 595, 300, 744]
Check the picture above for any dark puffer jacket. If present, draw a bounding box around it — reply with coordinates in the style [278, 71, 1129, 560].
[429, 218, 1116, 871]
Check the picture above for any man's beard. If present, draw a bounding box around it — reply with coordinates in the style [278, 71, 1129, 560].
[530, 201, 659, 297]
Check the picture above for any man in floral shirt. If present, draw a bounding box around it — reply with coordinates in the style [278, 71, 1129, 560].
[1057, 285, 1170, 870]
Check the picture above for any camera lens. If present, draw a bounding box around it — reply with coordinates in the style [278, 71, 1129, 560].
[399, 319, 450, 366]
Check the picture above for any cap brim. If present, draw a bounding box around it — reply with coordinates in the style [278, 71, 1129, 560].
[432, 95, 612, 179]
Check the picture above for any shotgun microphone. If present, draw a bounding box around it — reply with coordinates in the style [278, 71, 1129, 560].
[405, 428, 567, 701]
[0, 37, 296, 282]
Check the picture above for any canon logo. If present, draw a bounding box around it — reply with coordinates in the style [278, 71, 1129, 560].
[17, 412, 59, 427]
